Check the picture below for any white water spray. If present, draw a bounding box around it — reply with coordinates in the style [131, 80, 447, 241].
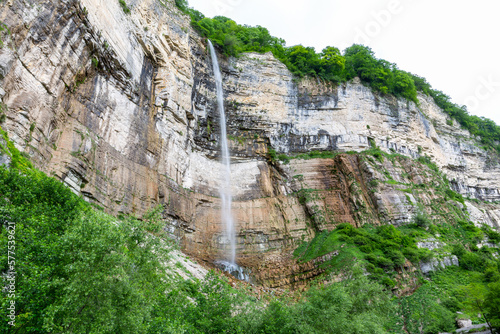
[208, 40, 236, 265]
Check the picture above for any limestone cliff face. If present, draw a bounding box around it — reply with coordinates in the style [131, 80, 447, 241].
[0, 0, 499, 287]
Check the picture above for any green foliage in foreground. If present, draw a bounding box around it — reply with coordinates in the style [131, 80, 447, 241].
[281, 267, 395, 334]
[174, 1, 500, 153]
[0, 166, 172, 333]
[152, 266, 395, 334]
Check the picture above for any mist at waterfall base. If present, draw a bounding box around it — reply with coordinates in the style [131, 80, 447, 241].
[208, 40, 250, 282]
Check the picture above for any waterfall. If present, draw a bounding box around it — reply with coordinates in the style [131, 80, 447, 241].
[208, 40, 236, 265]
[208, 41, 251, 282]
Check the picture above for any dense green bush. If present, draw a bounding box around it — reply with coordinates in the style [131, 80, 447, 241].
[342, 44, 417, 103]
[482, 225, 500, 243]
[192, 15, 285, 57]
[292, 266, 394, 334]
[414, 211, 431, 228]
[445, 188, 465, 204]
[397, 283, 457, 334]
[460, 252, 485, 271]
[457, 219, 484, 243]
[277, 153, 291, 164]
[247, 300, 300, 334]
[452, 244, 467, 257]
[485, 281, 500, 329]
[417, 155, 440, 172]
[0, 166, 173, 333]
[118, 0, 131, 14]
[294, 221, 437, 284]
[149, 272, 244, 334]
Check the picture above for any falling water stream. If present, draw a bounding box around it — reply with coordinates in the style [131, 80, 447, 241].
[208, 40, 250, 281]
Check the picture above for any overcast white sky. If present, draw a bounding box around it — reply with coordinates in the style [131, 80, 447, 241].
[188, 0, 500, 125]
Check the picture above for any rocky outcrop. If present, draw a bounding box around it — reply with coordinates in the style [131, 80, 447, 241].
[457, 319, 473, 329]
[456, 323, 491, 334]
[417, 238, 460, 274]
[0, 0, 499, 287]
[419, 256, 459, 274]
[466, 201, 500, 229]
[417, 238, 445, 251]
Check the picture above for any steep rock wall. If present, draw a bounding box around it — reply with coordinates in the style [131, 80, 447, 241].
[0, 0, 499, 287]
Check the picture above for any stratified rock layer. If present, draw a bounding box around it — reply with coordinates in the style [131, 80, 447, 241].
[0, 0, 499, 287]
